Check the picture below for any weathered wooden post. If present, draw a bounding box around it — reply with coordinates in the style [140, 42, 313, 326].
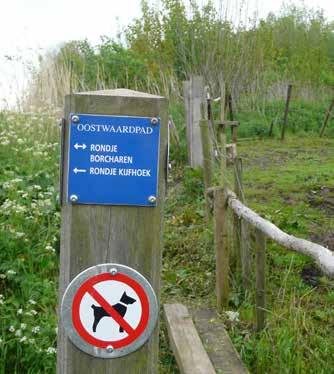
[183, 76, 205, 167]
[319, 98, 334, 137]
[200, 100, 214, 218]
[57, 89, 168, 373]
[214, 187, 229, 311]
[281, 84, 292, 141]
[233, 158, 243, 272]
[255, 229, 266, 331]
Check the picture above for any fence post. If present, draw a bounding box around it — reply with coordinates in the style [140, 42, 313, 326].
[255, 229, 266, 331]
[214, 187, 229, 311]
[183, 76, 205, 167]
[219, 81, 227, 186]
[200, 118, 213, 218]
[281, 84, 292, 141]
[57, 89, 168, 373]
[233, 158, 243, 272]
[319, 99, 334, 137]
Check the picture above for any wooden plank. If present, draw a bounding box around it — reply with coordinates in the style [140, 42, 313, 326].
[57, 89, 168, 374]
[163, 304, 216, 374]
[192, 308, 249, 374]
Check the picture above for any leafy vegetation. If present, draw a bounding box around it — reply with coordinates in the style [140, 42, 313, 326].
[2, 0, 334, 373]
[26, 0, 333, 109]
[0, 112, 60, 373]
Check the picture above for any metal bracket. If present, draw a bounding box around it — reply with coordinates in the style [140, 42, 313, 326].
[59, 117, 66, 206]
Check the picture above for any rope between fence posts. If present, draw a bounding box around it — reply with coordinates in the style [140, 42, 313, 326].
[225, 189, 334, 279]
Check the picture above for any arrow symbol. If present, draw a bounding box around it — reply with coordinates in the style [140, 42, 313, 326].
[74, 143, 87, 150]
[73, 168, 87, 174]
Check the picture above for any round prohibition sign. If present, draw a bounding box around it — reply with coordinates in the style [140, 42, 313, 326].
[61, 264, 158, 359]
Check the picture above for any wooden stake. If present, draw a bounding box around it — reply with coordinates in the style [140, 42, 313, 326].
[214, 187, 229, 311]
[255, 229, 266, 331]
[281, 84, 292, 141]
[319, 99, 334, 137]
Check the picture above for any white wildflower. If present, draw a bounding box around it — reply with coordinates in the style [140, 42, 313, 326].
[46, 244, 55, 253]
[46, 347, 57, 355]
[30, 309, 38, 316]
[15, 329, 22, 337]
[7, 270, 16, 275]
[28, 299, 36, 305]
[19, 336, 27, 343]
[9, 325, 15, 333]
[32, 326, 40, 334]
[20, 323, 27, 330]
[225, 311, 240, 322]
[17, 308, 23, 315]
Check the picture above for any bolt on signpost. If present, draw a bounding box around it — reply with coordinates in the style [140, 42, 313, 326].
[57, 89, 168, 373]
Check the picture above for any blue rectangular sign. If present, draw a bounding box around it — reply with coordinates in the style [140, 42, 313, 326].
[67, 113, 160, 206]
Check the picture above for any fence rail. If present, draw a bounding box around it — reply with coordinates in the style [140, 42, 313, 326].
[226, 188, 334, 278]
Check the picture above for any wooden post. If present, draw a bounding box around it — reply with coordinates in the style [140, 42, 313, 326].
[319, 99, 334, 137]
[183, 80, 192, 163]
[219, 81, 227, 187]
[281, 84, 292, 141]
[214, 187, 229, 311]
[200, 118, 213, 218]
[268, 120, 274, 137]
[183, 77, 205, 167]
[255, 229, 266, 331]
[57, 89, 168, 374]
[233, 158, 243, 272]
[241, 220, 251, 290]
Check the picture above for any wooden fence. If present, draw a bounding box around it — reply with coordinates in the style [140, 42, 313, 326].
[195, 82, 334, 332]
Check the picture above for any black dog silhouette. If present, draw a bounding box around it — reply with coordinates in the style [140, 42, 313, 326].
[91, 291, 136, 333]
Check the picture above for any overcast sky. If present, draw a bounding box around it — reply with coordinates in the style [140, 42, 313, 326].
[0, 0, 333, 108]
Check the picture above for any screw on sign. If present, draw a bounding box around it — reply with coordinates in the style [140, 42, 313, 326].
[61, 264, 158, 359]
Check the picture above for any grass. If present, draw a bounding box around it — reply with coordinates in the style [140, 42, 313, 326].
[1, 103, 334, 373]
[161, 134, 334, 373]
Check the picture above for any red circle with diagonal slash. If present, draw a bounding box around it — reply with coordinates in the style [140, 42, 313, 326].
[72, 272, 150, 349]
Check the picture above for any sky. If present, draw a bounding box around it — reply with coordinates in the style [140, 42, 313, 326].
[0, 0, 333, 108]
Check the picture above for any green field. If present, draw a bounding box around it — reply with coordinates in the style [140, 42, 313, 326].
[1, 107, 334, 373]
